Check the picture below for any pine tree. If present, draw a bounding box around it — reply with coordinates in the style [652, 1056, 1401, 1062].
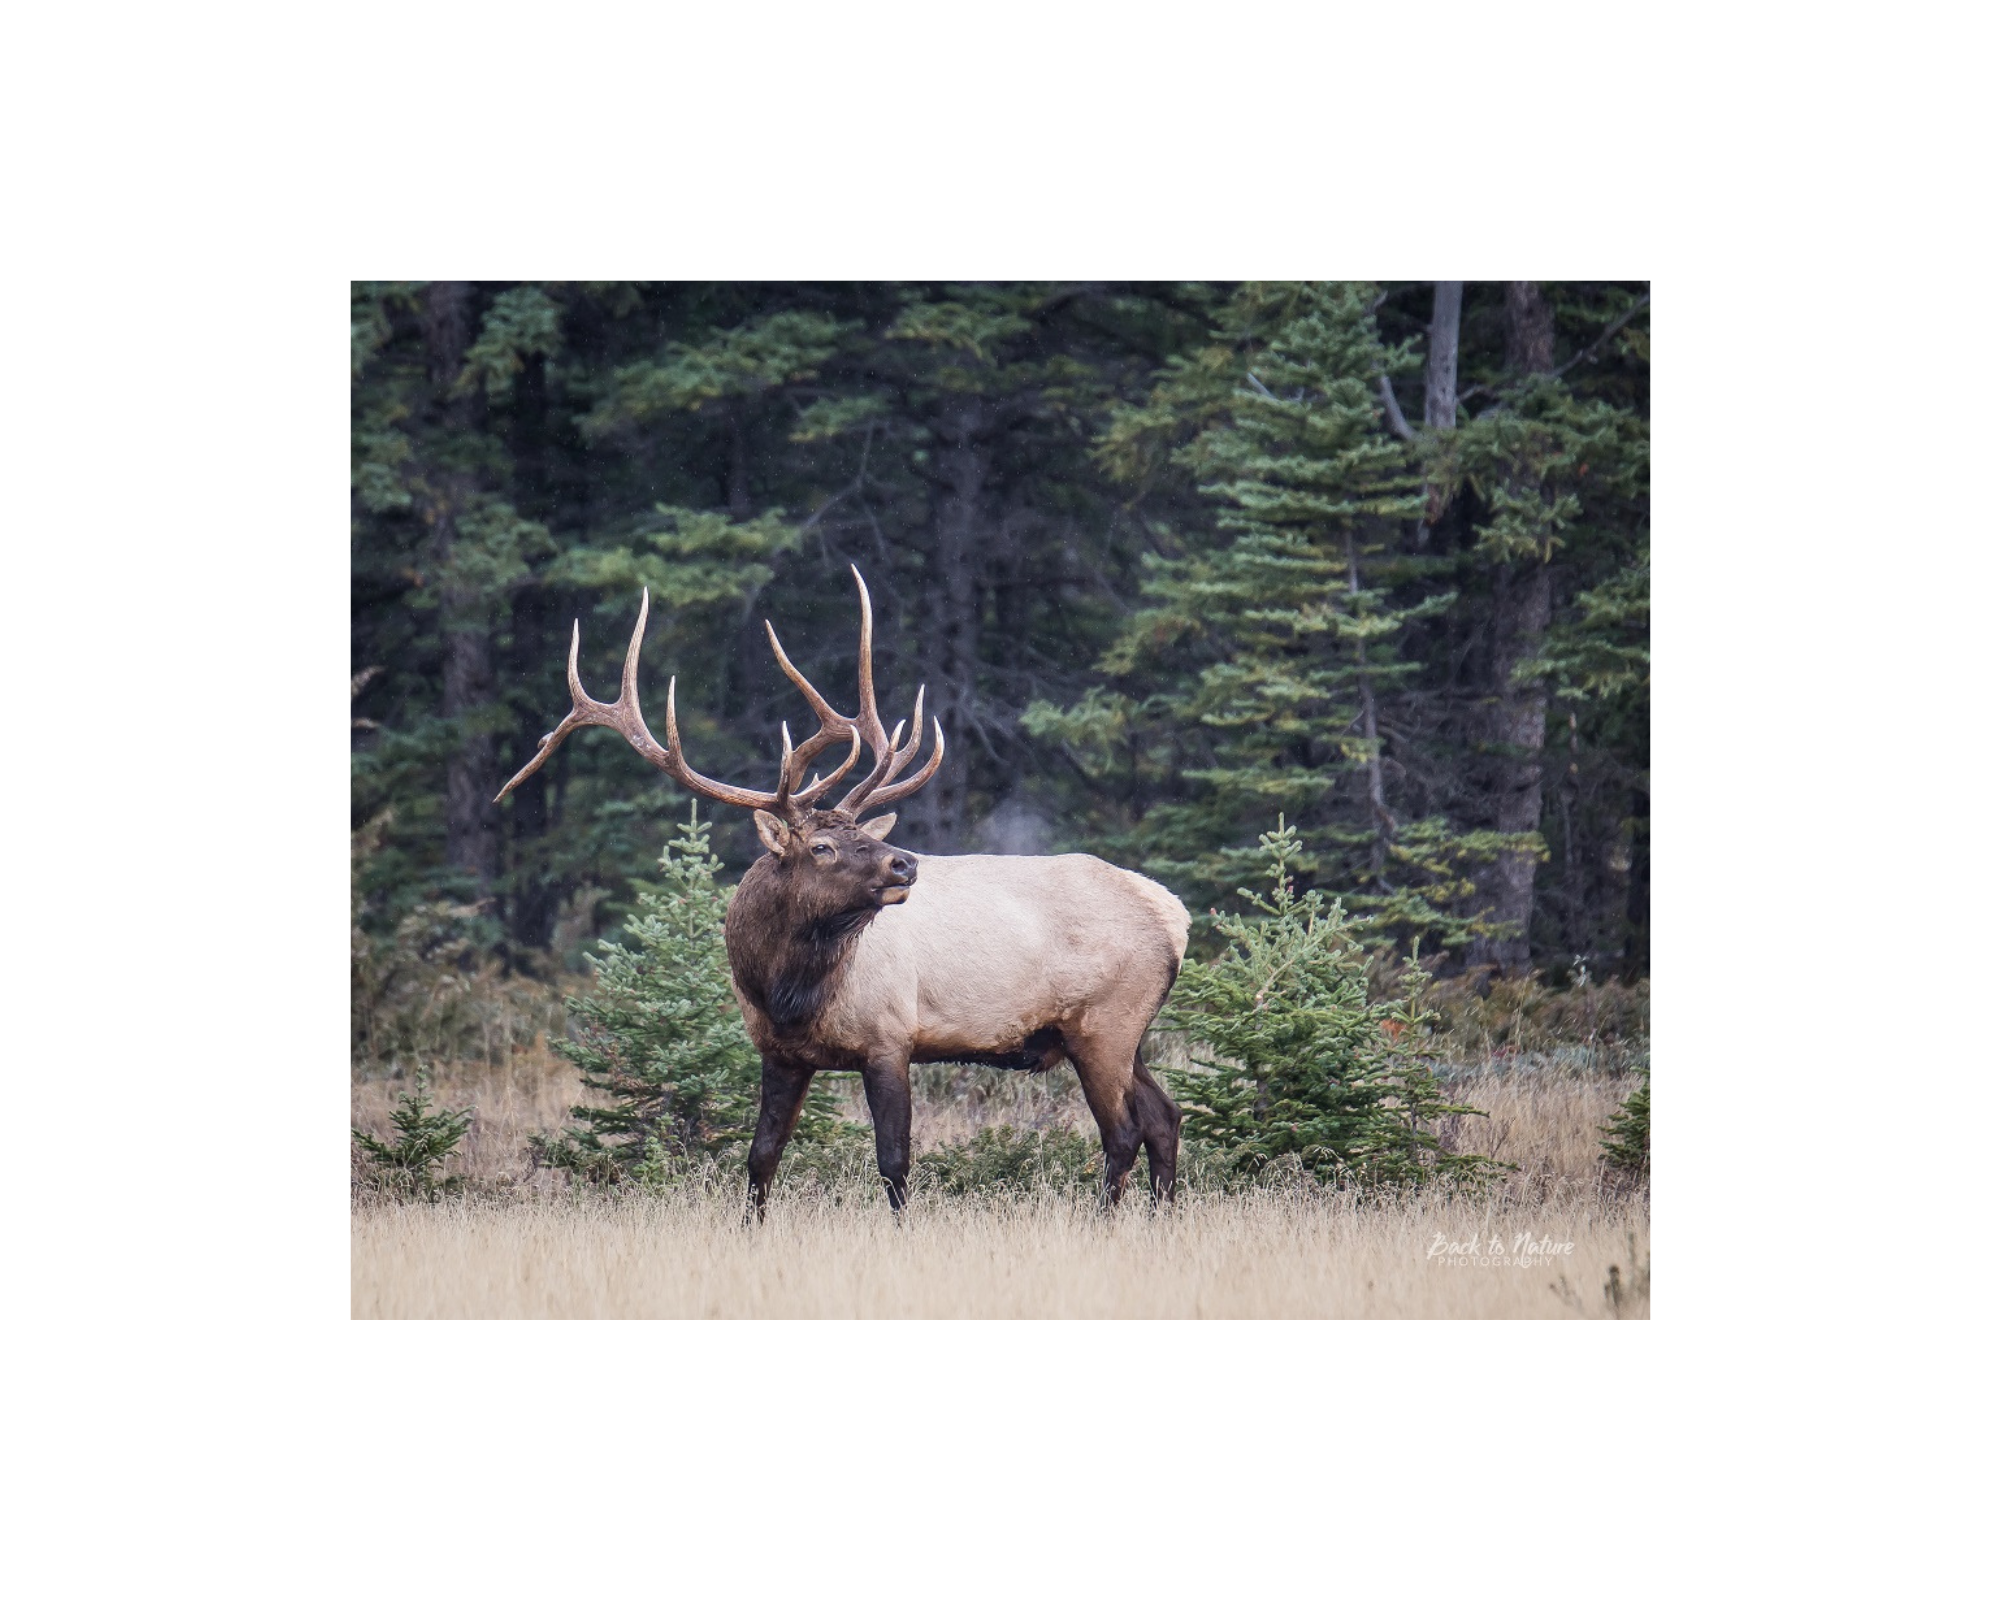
[352, 1069, 474, 1202]
[1599, 1066, 1650, 1179]
[1028, 283, 1499, 951]
[1163, 821, 1497, 1189]
[1430, 283, 1650, 970]
[533, 805, 840, 1182]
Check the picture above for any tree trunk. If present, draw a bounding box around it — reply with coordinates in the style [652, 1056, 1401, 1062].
[423, 281, 501, 900]
[1466, 282, 1555, 976]
[1424, 282, 1463, 429]
[1467, 559, 1551, 974]
[1504, 281, 1556, 374]
[1346, 530, 1391, 882]
[1419, 283, 1464, 545]
[912, 399, 989, 849]
[1624, 782, 1650, 978]
[1558, 709, 1582, 957]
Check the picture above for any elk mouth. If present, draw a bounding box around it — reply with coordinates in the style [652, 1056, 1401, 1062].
[877, 885, 911, 906]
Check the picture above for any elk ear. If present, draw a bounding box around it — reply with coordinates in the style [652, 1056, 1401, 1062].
[858, 813, 897, 842]
[754, 812, 790, 855]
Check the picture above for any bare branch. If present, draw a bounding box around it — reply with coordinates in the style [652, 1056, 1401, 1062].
[1459, 290, 1650, 408]
[1377, 374, 1415, 442]
[1553, 290, 1650, 382]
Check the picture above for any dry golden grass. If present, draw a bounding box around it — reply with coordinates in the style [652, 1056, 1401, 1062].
[1437, 1071, 1639, 1207]
[352, 1048, 1647, 1319]
[353, 1052, 582, 1189]
[351, 1184, 1645, 1319]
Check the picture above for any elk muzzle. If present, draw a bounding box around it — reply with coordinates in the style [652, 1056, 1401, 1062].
[878, 852, 917, 905]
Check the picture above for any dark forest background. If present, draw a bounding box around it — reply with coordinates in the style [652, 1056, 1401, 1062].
[351, 282, 1649, 982]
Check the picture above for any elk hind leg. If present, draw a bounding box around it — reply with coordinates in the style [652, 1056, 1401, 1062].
[1131, 1052, 1183, 1204]
[1068, 1032, 1144, 1208]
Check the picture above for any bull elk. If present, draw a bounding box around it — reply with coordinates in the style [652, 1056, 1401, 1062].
[495, 569, 1189, 1213]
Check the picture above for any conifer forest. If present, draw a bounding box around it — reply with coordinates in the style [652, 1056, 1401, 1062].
[348, 282, 1656, 1320]
[352, 281, 1649, 981]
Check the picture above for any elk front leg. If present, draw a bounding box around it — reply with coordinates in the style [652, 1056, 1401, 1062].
[860, 1057, 914, 1212]
[747, 1056, 817, 1221]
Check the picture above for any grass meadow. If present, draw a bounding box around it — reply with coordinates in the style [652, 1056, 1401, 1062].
[351, 1025, 1649, 1320]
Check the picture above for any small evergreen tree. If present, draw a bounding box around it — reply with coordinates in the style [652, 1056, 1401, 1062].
[534, 805, 840, 1182]
[1600, 1066, 1650, 1178]
[352, 1069, 474, 1202]
[1163, 820, 1497, 1189]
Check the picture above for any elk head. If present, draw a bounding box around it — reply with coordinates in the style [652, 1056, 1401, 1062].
[494, 567, 944, 922]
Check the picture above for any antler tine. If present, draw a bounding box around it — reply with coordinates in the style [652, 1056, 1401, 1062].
[616, 586, 650, 709]
[883, 686, 926, 782]
[850, 565, 889, 748]
[660, 674, 796, 810]
[564, 614, 587, 703]
[495, 620, 591, 802]
[773, 721, 797, 808]
[880, 720, 948, 808]
[835, 566, 925, 812]
[763, 613, 870, 796]
[764, 619, 846, 729]
[838, 684, 937, 814]
[836, 716, 944, 812]
[762, 565, 909, 810]
[792, 725, 863, 805]
[752, 564, 944, 820]
[495, 590, 787, 812]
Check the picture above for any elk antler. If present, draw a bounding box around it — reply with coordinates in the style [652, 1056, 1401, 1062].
[761, 566, 945, 818]
[493, 570, 943, 821]
[492, 589, 863, 815]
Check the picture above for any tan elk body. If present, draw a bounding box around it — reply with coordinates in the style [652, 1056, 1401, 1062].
[796, 852, 1189, 1070]
[497, 569, 1189, 1211]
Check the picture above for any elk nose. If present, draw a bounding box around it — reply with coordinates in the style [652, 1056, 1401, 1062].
[887, 853, 917, 885]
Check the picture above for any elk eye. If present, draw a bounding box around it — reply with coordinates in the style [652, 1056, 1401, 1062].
[810, 842, 837, 863]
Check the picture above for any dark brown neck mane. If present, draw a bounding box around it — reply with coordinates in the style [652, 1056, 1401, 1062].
[724, 856, 881, 1036]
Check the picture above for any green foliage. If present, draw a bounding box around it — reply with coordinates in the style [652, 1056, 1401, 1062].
[888, 291, 1033, 363]
[350, 811, 569, 1073]
[1029, 283, 1499, 950]
[1600, 1066, 1651, 1176]
[1164, 821, 1499, 1189]
[458, 286, 562, 399]
[545, 504, 799, 609]
[788, 394, 890, 442]
[533, 806, 840, 1182]
[350, 281, 409, 377]
[352, 1069, 473, 1202]
[912, 1126, 1101, 1196]
[1424, 964, 1649, 1071]
[586, 310, 849, 428]
[352, 281, 1647, 982]
[409, 494, 553, 605]
[1532, 545, 1650, 703]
